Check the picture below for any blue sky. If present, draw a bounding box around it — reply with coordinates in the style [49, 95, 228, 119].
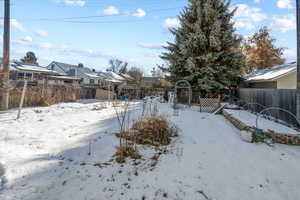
[0, 0, 297, 74]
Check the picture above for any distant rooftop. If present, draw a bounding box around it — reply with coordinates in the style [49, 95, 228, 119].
[50, 61, 99, 78]
[142, 77, 161, 83]
[11, 61, 58, 74]
[245, 62, 296, 82]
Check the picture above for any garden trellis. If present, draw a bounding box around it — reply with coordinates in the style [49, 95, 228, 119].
[174, 80, 192, 106]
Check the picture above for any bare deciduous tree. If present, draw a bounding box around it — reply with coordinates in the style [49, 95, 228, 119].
[128, 67, 144, 83]
[107, 59, 128, 73]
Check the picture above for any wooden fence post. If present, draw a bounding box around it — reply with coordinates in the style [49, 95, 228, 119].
[17, 80, 28, 119]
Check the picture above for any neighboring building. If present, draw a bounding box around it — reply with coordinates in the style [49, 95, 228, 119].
[48, 62, 101, 86]
[244, 62, 297, 89]
[119, 73, 136, 84]
[10, 61, 80, 86]
[160, 78, 172, 87]
[141, 77, 161, 88]
[97, 71, 123, 89]
[10, 61, 57, 80]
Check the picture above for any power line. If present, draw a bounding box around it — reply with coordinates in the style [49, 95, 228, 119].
[7, 7, 182, 22]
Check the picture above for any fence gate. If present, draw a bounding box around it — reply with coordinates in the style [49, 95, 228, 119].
[175, 80, 192, 106]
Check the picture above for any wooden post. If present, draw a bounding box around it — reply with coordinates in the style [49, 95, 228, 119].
[297, 0, 300, 120]
[17, 80, 28, 119]
[1, 0, 10, 110]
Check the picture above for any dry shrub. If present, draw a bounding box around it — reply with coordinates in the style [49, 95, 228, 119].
[117, 114, 178, 146]
[39, 97, 55, 107]
[114, 146, 141, 163]
[34, 109, 43, 113]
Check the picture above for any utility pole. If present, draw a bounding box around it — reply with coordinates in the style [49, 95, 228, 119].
[1, 0, 10, 110]
[297, 0, 300, 89]
[297, 0, 300, 121]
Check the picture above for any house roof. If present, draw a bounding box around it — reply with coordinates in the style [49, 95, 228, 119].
[50, 61, 100, 78]
[12, 61, 58, 74]
[47, 75, 82, 81]
[245, 62, 296, 83]
[142, 77, 161, 83]
[108, 71, 126, 81]
[119, 73, 135, 81]
[97, 71, 123, 83]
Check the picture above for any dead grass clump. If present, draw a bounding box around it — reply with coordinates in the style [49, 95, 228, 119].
[34, 109, 43, 113]
[114, 146, 141, 163]
[39, 97, 55, 107]
[117, 115, 178, 146]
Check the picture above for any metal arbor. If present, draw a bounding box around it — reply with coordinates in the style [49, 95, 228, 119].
[175, 80, 192, 106]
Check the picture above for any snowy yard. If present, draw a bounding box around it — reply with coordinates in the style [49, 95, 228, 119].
[1, 100, 300, 200]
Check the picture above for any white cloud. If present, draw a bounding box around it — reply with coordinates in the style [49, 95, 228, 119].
[103, 6, 119, 15]
[63, 0, 85, 7]
[0, 19, 26, 32]
[12, 38, 119, 59]
[271, 14, 296, 32]
[11, 19, 26, 32]
[283, 48, 296, 60]
[21, 36, 33, 42]
[37, 42, 54, 49]
[164, 18, 180, 29]
[144, 52, 160, 58]
[231, 4, 267, 31]
[137, 42, 164, 49]
[277, 0, 293, 9]
[132, 8, 146, 18]
[35, 29, 48, 37]
[234, 4, 267, 22]
[234, 21, 255, 30]
[254, 0, 263, 3]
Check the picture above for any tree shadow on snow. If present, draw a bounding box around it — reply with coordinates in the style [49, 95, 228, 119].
[0, 112, 127, 200]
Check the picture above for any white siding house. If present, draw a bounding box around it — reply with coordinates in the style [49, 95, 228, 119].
[48, 62, 101, 86]
[244, 62, 297, 89]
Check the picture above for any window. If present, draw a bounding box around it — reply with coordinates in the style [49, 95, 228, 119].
[69, 69, 76, 76]
[90, 79, 95, 84]
[25, 73, 32, 79]
[17, 73, 25, 79]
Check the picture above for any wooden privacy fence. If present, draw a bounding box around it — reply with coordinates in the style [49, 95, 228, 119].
[95, 89, 116, 100]
[0, 85, 99, 110]
[0, 85, 77, 109]
[238, 88, 298, 126]
[76, 87, 96, 99]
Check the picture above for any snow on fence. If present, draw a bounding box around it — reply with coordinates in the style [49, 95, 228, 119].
[239, 88, 298, 127]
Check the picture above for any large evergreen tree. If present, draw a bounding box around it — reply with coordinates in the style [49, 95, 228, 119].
[21, 51, 38, 65]
[161, 0, 244, 90]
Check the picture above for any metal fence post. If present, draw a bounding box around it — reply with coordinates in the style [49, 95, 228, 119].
[297, 89, 300, 121]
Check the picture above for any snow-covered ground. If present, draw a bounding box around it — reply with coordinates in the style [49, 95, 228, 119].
[1, 100, 300, 200]
[225, 109, 299, 134]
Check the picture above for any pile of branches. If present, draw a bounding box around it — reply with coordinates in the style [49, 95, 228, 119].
[113, 100, 178, 164]
[116, 114, 178, 147]
[114, 146, 141, 163]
